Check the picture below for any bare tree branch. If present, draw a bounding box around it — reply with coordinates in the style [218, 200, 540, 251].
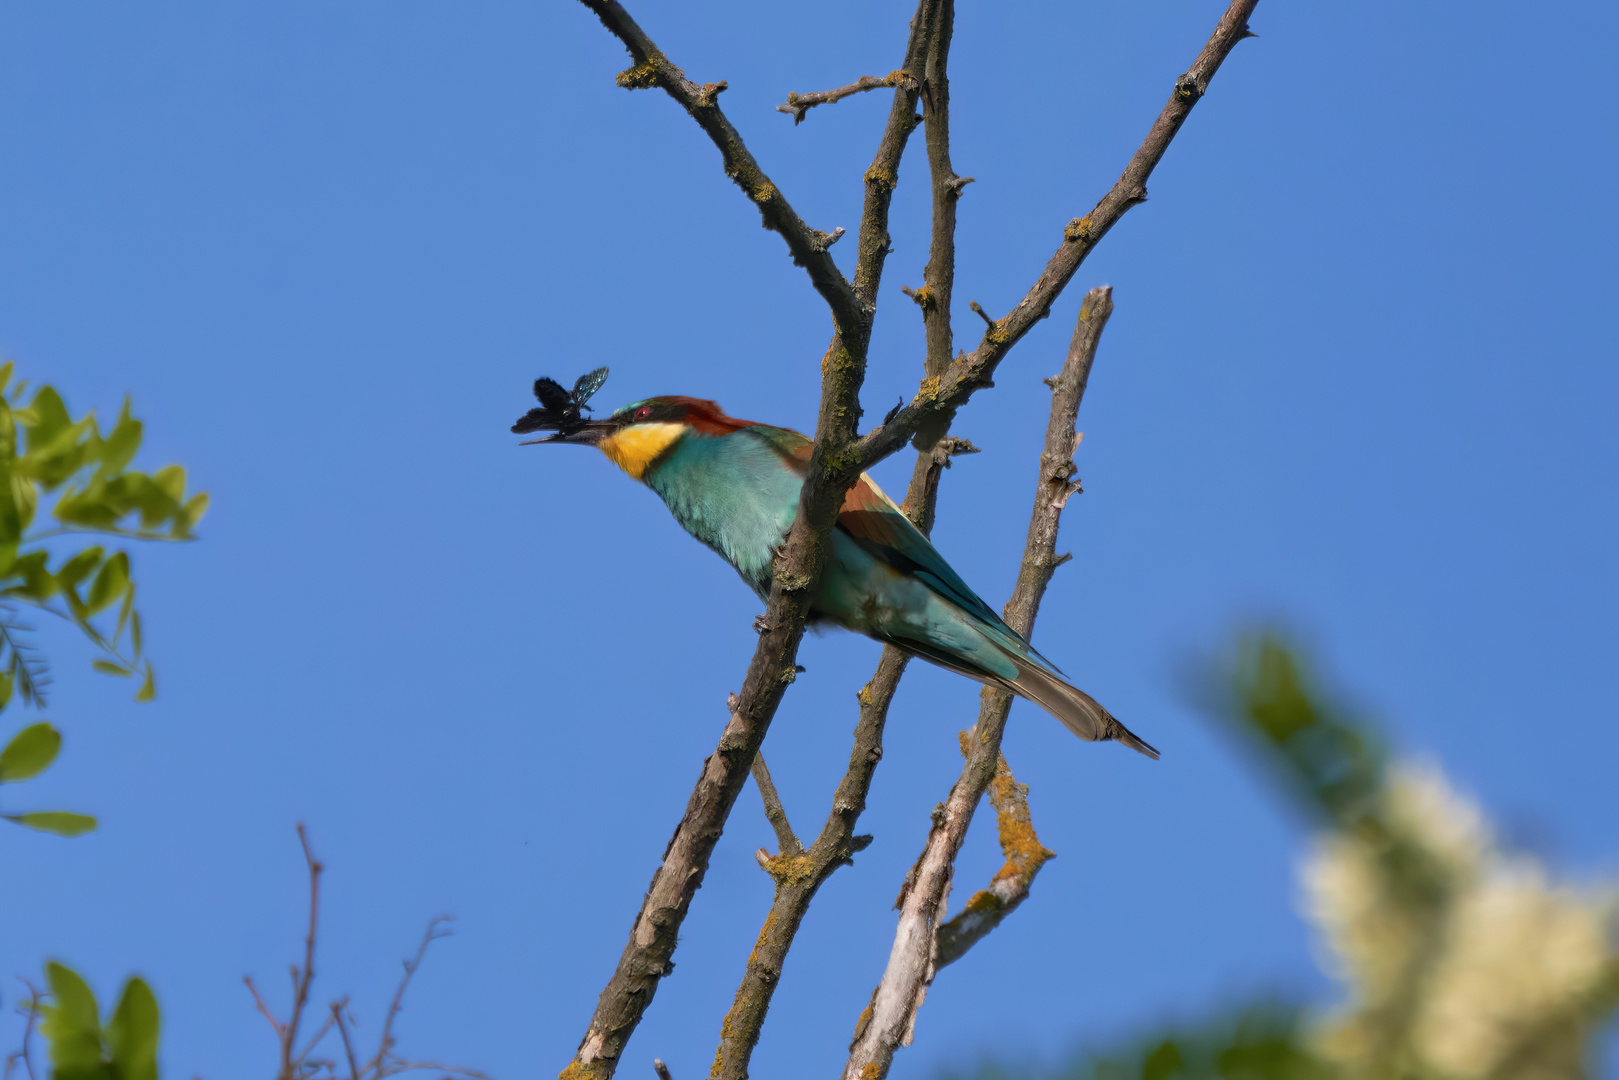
[777, 72, 910, 124]
[912, 0, 964, 457]
[560, 3, 939, 1075]
[244, 976, 287, 1041]
[4, 980, 42, 1080]
[845, 286, 1116, 1080]
[331, 999, 362, 1080]
[933, 748, 1055, 968]
[577, 1, 862, 334]
[368, 917, 455, 1078]
[900, 436, 979, 537]
[749, 749, 802, 856]
[652, 1060, 674, 1080]
[710, 362, 971, 1080]
[858, 0, 1260, 470]
[563, 0, 1254, 1072]
[286, 824, 323, 1080]
[712, 649, 908, 1080]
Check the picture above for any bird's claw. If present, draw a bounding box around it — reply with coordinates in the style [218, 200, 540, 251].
[753, 614, 772, 634]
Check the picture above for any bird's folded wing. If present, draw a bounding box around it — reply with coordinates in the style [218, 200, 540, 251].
[745, 424, 1065, 676]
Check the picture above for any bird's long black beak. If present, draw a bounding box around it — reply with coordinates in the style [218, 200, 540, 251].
[513, 417, 617, 446]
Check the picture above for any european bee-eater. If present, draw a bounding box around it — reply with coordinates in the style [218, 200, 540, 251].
[514, 385, 1157, 759]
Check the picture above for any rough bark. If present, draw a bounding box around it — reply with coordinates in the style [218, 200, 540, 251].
[843, 286, 1116, 1080]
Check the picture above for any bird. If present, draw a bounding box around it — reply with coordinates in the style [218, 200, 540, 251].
[513, 379, 1158, 759]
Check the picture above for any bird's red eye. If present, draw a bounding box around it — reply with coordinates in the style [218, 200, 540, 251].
[635, 406, 652, 420]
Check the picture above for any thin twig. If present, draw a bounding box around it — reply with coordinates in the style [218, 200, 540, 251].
[932, 748, 1055, 967]
[653, 1060, 674, 1080]
[332, 1000, 362, 1080]
[279, 823, 324, 1080]
[244, 976, 287, 1040]
[5, 980, 42, 1080]
[562, 3, 934, 1074]
[776, 72, 908, 124]
[292, 1010, 341, 1073]
[749, 750, 803, 856]
[577, 1, 862, 335]
[844, 286, 1117, 1080]
[852, 0, 1261, 473]
[367, 917, 455, 1077]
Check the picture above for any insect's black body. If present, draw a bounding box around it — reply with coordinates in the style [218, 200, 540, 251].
[512, 367, 610, 438]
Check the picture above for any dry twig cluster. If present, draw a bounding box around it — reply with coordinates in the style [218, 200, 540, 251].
[244, 825, 486, 1080]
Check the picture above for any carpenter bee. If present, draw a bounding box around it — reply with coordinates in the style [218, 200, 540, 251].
[511, 367, 610, 439]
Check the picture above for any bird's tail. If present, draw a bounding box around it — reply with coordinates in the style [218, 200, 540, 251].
[1005, 655, 1160, 760]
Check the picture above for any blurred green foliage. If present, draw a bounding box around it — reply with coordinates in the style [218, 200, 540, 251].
[37, 961, 160, 1080]
[944, 1005, 1330, 1080]
[0, 361, 207, 838]
[946, 631, 1619, 1080]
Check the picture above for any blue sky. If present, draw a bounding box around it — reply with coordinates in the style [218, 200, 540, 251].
[2, 2, 1615, 1077]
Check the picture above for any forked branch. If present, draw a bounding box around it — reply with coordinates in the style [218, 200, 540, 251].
[577, 0, 862, 333]
[933, 747, 1055, 968]
[860, 0, 1260, 469]
[563, 0, 1258, 1072]
[561, 4, 939, 1075]
[844, 286, 1117, 1080]
[713, 407, 976, 1080]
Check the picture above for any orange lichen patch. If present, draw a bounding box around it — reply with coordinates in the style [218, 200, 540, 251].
[1063, 214, 1094, 243]
[960, 888, 1005, 916]
[758, 852, 818, 887]
[861, 1063, 882, 1079]
[864, 165, 897, 190]
[615, 49, 665, 90]
[993, 815, 1054, 882]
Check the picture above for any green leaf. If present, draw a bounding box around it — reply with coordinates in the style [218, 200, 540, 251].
[92, 660, 132, 677]
[6, 811, 97, 837]
[107, 977, 160, 1080]
[134, 664, 155, 703]
[151, 465, 185, 502]
[41, 961, 105, 1070]
[0, 721, 61, 782]
[97, 400, 143, 476]
[22, 387, 74, 448]
[8, 549, 57, 600]
[55, 546, 104, 590]
[173, 491, 210, 537]
[0, 670, 13, 711]
[116, 582, 136, 644]
[131, 610, 143, 657]
[86, 552, 129, 615]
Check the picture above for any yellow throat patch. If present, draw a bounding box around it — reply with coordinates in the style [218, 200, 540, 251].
[597, 422, 684, 480]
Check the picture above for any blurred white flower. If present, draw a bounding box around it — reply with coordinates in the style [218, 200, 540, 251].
[1302, 760, 1617, 1080]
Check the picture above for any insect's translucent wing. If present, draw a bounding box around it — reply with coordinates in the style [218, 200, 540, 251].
[534, 377, 572, 411]
[572, 367, 610, 408]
